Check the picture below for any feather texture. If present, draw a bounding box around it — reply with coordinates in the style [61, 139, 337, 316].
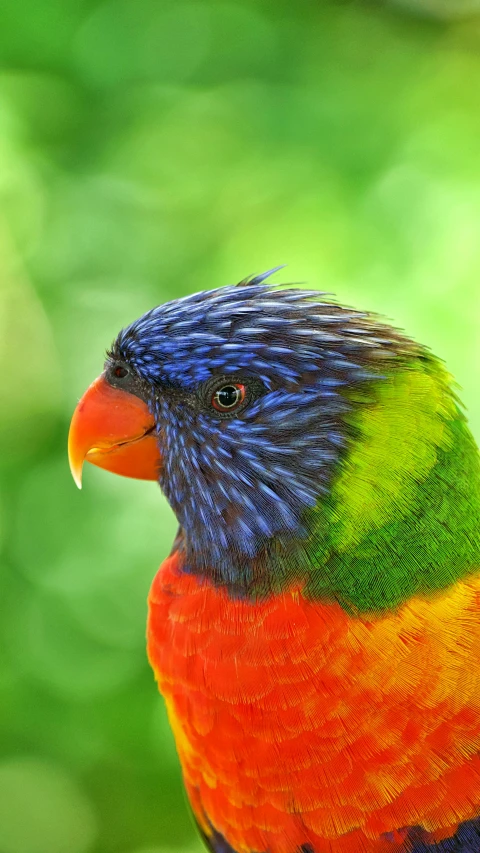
[148, 551, 480, 852]
[102, 276, 480, 851]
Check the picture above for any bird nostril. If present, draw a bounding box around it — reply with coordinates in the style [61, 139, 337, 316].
[114, 365, 129, 379]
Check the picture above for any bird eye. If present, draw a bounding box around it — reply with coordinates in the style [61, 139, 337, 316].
[212, 383, 246, 412]
[201, 375, 265, 418]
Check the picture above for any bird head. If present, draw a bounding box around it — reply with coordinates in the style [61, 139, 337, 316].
[70, 271, 468, 600]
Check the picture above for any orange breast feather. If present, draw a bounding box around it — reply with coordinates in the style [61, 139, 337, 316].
[147, 552, 480, 853]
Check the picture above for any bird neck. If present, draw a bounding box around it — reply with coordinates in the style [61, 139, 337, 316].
[165, 356, 480, 609]
[303, 358, 480, 612]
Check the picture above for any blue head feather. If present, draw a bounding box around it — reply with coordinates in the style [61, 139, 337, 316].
[110, 272, 409, 593]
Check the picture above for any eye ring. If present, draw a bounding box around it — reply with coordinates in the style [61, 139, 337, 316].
[200, 374, 265, 419]
[212, 383, 246, 412]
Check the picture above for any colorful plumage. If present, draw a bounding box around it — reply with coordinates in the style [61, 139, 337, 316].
[68, 271, 480, 853]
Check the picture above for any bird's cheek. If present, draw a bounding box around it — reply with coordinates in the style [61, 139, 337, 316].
[68, 374, 162, 488]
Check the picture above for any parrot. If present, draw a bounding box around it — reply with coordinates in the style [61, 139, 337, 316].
[68, 270, 480, 853]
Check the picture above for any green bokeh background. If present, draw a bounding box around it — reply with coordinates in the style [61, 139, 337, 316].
[1, 1, 480, 852]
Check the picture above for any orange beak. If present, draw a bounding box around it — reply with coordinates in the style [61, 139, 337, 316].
[68, 375, 161, 488]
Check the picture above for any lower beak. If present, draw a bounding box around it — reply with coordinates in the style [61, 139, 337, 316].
[68, 375, 161, 488]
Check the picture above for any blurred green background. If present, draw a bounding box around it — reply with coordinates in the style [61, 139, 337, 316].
[1, 0, 480, 851]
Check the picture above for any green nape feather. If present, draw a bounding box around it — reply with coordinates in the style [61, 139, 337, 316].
[306, 355, 480, 613]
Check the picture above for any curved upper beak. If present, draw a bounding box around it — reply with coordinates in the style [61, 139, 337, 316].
[68, 375, 161, 488]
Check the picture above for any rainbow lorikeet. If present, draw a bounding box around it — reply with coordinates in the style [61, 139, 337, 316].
[68, 271, 480, 853]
